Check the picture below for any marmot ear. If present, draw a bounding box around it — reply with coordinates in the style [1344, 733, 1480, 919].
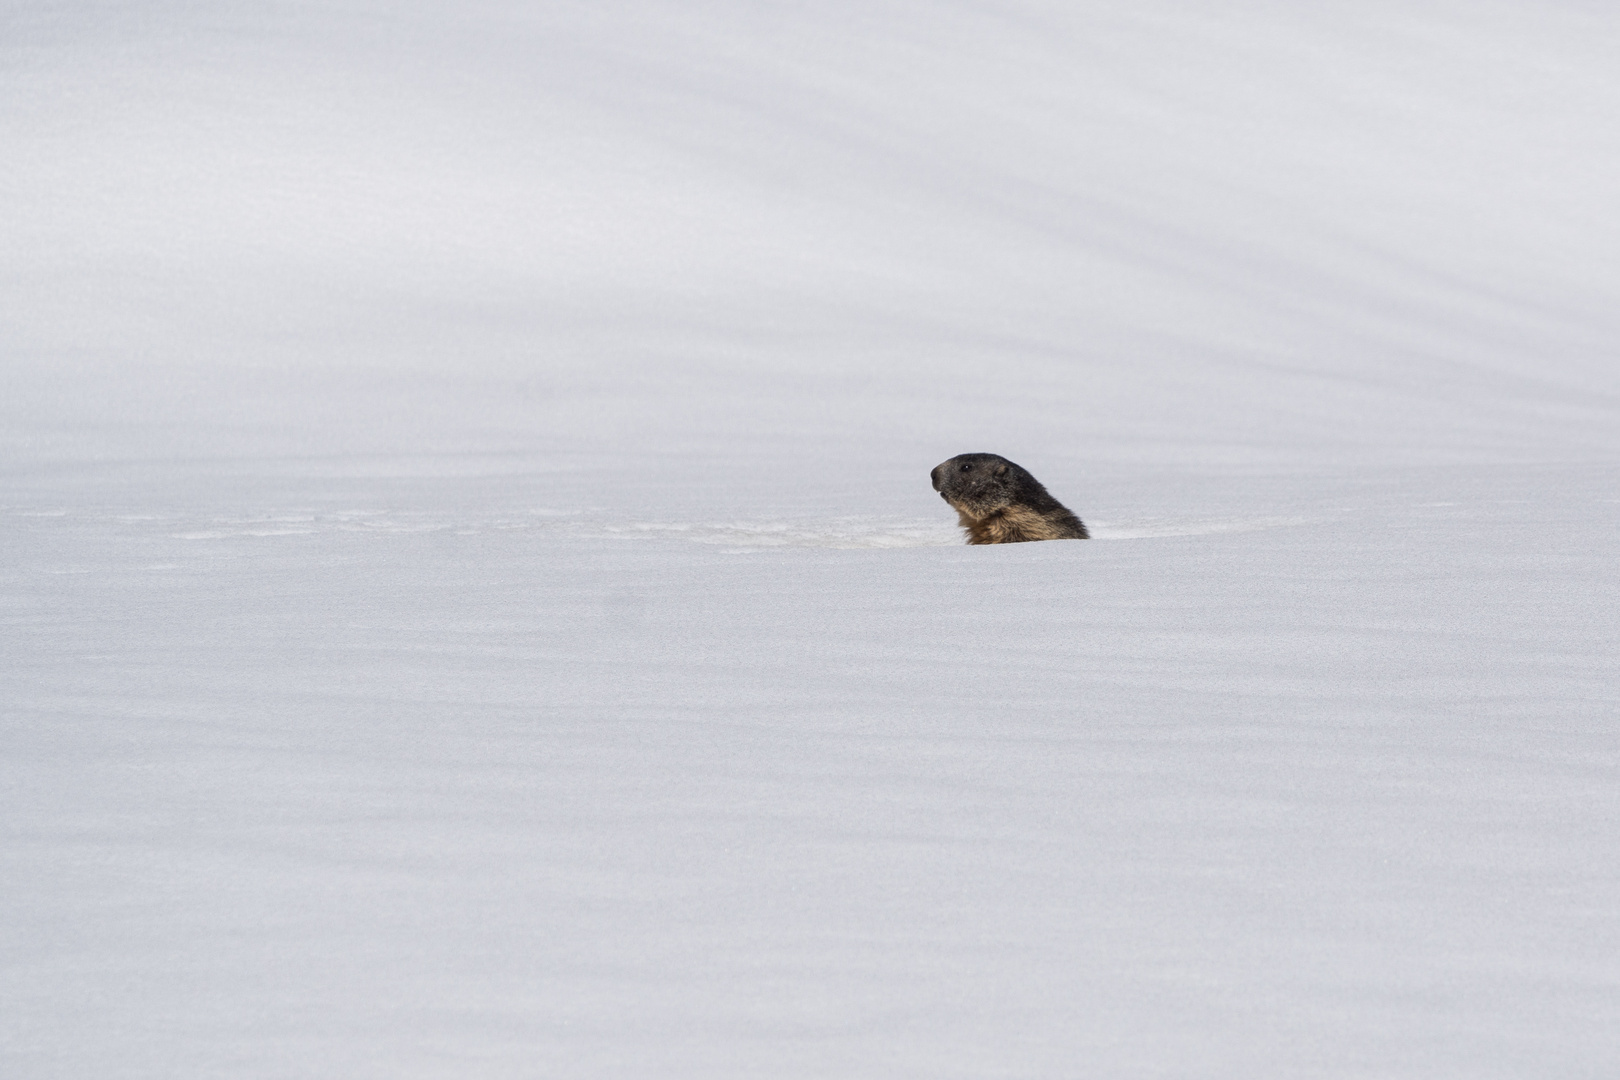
[995, 463, 1008, 476]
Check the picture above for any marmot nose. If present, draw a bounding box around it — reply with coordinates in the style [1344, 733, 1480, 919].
[930, 465, 943, 491]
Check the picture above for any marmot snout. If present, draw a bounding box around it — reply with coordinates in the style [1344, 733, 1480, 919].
[931, 453, 1089, 544]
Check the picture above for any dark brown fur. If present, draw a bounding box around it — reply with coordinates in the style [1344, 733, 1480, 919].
[930, 453, 1089, 544]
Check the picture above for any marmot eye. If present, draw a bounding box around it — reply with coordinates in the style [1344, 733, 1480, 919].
[960, 463, 972, 472]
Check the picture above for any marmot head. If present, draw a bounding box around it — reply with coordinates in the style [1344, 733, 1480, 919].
[931, 453, 1025, 517]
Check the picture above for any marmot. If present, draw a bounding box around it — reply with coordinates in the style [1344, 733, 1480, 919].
[931, 453, 1089, 544]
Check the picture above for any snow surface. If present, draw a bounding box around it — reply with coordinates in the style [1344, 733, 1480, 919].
[4, 1, 1620, 1076]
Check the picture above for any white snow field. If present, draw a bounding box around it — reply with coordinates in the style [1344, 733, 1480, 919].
[4, 1, 1620, 1076]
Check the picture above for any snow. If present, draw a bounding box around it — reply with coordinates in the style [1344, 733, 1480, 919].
[4, 1, 1620, 1076]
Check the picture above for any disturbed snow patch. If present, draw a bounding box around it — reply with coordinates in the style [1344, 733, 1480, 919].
[586, 515, 1323, 549]
[1088, 515, 1322, 540]
[589, 518, 960, 550]
[9, 506, 1326, 551]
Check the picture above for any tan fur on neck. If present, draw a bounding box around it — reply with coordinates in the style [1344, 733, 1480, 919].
[957, 505, 1072, 544]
